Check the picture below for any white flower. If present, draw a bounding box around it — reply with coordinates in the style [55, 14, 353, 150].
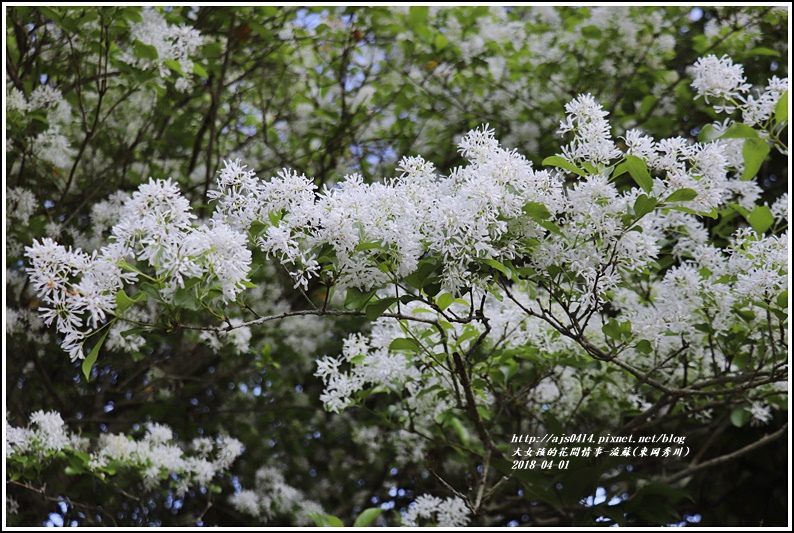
[749, 402, 773, 426]
[690, 55, 751, 104]
[30, 410, 70, 452]
[558, 94, 621, 165]
[215, 437, 244, 469]
[403, 494, 470, 527]
[229, 490, 261, 517]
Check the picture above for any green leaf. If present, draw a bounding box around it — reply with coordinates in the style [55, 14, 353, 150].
[455, 327, 481, 347]
[633, 194, 658, 219]
[134, 40, 159, 60]
[309, 513, 330, 527]
[542, 156, 587, 177]
[163, 59, 184, 74]
[38, 7, 61, 22]
[664, 188, 698, 203]
[408, 6, 429, 28]
[728, 202, 751, 218]
[120, 326, 148, 339]
[581, 25, 601, 39]
[389, 337, 421, 352]
[115, 289, 147, 313]
[448, 417, 471, 446]
[120, 6, 143, 23]
[775, 90, 788, 123]
[436, 292, 454, 311]
[624, 155, 653, 193]
[730, 406, 751, 427]
[354, 508, 383, 527]
[522, 201, 552, 220]
[741, 138, 770, 180]
[404, 257, 440, 290]
[635, 339, 653, 354]
[748, 46, 781, 57]
[747, 205, 774, 234]
[613, 161, 629, 178]
[433, 33, 448, 51]
[139, 282, 163, 302]
[697, 124, 719, 143]
[174, 287, 201, 311]
[82, 328, 111, 381]
[365, 296, 398, 321]
[193, 63, 209, 79]
[482, 258, 511, 280]
[537, 219, 563, 236]
[344, 287, 378, 311]
[716, 123, 759, 139]
[498, 361, 518, 386]
[355, 241, 383, 252]
[326, 515, 344, 527]
[268, 210, 282, 226]
[776, 290, 788, 309]
[602, 319, 630, 341]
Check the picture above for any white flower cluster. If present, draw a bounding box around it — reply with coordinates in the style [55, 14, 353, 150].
[26, 178, 252, 360]
[6, 410, 76, 457]
[123, 9, 203, 92]
[740, 75, 789, 127]
[612, 222, 787, 382]
[114, 178, 252, 301]
[6, 187, 37, 226]
[8, 84, 73, 124]
[7, 412, 243, 494]
[228, 466, 324, 525]
[25, 238, 131, 361]
[690, 54, 752, 106]
[691, 54, 788, 124]
[315, 332, 418, 413]
[88, 426, 243, 493]
[212, 126, 563, 293]
[5, 411, 243, 491]
[621, 129, 738, 212]
[559, 94, 622, 165]
[402, 494, 471, 527]
[6, 84, 75, 173]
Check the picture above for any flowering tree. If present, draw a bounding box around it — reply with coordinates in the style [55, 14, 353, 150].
[5, 5, 789, 527]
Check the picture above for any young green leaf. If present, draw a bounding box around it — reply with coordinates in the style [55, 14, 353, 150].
[353, 508, 383, 527]
[542, 156, 588, 177]
[82, 327, 111, 381]
[365, 296, 399, 321]
[633, 194, 658, 219]
[741, 138, 770, 180]
[436, 292, 454, 311]
[775, 90, 788, 123]
[522, 201, 552, 220]
[664, 188, 698, 203]
[747, 205, 774, 234]
[624, 155, 654, 192]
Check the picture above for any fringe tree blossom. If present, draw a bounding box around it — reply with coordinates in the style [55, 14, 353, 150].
[7, 413, 243, 493]
[26, 88, 781, 381]
[25, 238, 130, 361]
[229, 467, 325, 525]
[559, 94, 622, 165]
[402, 494, 471, 527]
[690, 54, 752, 106]
[740, 75, 789, 127]
[26, 179, 252, 360]
[691, 55, 788, 132]
[122, 9, 203, 92]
